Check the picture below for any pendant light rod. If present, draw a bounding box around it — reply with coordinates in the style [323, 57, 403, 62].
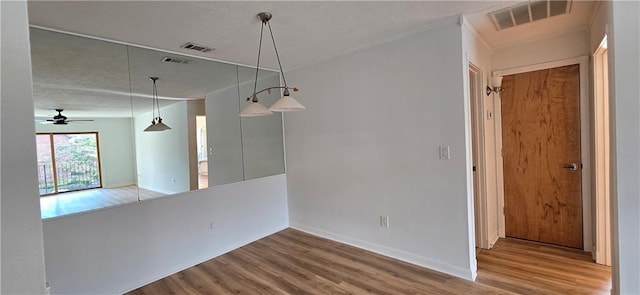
[149, 77, 158, 123]
[150, 77, 161, 120]
[245, 86, 299, 102]
[266, 20, 288, 88]
[252, 14, 267, 98]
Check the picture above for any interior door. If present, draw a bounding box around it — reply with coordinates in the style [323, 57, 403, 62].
[501, 64, 582, 249]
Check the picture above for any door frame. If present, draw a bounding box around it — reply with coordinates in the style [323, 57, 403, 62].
[469, 62, 489, 249]
[493, 55, 592, 251]
[593, 36, 611, 265]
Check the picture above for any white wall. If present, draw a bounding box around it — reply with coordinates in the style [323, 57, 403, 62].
[492, 30, 590, 71]
[42, 174, 288, 294]
[0, 1, 48, 293]
[36, 118, 137, 188]
[609, 1, 640, 293]
[462, 18, 500, 248]
[285, 19, 477, 280]
[134, 102, 190, 194]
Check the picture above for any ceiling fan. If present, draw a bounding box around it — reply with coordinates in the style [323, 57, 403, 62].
[40, 109, 94, 125]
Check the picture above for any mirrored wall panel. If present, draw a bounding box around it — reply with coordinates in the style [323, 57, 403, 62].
[30, 28, 285, 219]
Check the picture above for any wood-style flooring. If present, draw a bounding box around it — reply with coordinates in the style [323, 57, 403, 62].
[40, 185, 164, 219]
[127, 229, 611, 295]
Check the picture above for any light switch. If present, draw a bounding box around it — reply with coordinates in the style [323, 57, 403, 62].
[439, 145, 451, 160]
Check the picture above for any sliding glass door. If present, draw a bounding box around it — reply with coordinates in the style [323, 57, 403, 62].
[36, 132, 102, 195]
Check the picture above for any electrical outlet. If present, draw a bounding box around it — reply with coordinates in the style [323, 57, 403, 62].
[439, 145, 451, 160]
[209, 222, 215, 230]
[380, 216, 390, 228]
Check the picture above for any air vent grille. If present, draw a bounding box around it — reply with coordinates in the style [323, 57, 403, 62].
[162, 56, 190, 64]
[180, 42, 213, 52]
[490, 0, 572, 31]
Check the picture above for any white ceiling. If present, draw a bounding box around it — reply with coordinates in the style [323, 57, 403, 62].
[28, 1, 521, 71]
[30, 27, 276, 118]
[466, 0, 597, 49]
[27, 1, 597, 119]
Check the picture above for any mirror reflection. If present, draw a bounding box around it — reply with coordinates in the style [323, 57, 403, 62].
[30, 28, 285, 219]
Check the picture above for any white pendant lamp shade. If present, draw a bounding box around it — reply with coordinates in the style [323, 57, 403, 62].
[144, 118, 172, 132]
[240, 101, 273, 117]
[269, 95, 306, 112]
[144, 121, 158, 132]
[492, 76, 503, 88]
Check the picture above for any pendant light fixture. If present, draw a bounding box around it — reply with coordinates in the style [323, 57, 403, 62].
[144, 77, 171, 132]
[240, 12, 305, 117]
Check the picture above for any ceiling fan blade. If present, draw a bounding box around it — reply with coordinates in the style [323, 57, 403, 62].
[65, 119, 94, 122]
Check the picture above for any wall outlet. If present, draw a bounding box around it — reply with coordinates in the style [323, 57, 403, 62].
[439, 145, 451, 160]
[209, 222, 215, 230]
[380, 216, 390, 228]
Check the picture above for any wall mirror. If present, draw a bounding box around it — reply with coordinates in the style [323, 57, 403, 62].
[30, 28, 285, 219]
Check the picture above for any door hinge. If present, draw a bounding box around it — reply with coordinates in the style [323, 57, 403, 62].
[473, 165, 476, 172]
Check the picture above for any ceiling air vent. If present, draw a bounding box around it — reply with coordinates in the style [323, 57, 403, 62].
[180, 42, 213, 53]
[162, 56, 190, 64]
[490, 0, 572, 31]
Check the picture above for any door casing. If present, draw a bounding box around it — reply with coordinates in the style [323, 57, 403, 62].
[493, 55, 592, 251]
[469, 63, 489, 249]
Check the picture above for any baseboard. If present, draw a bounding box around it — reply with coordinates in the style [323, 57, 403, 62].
[102, 182, 136, 189]
[290, 222, 476, 281]
[489, 230, 499, 248]
[116, 223, 288, 294]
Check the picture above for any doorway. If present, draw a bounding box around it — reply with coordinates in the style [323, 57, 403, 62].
[494, 57, 591, 251]
[36, 132, 102, 195]
[500, 64, 582, 248]
[196, 116, 208, 189]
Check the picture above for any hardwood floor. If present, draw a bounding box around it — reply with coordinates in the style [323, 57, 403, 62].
[127, 229, 611, 295]
[40, 185, 165, 219]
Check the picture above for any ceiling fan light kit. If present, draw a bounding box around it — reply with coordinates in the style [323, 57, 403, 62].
[239, 12, 306, 117]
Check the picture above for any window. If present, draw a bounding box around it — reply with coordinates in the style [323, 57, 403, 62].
[36, 132, 102, 195]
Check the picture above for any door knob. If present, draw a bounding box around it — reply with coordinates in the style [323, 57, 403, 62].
[563, 163, 578, 171]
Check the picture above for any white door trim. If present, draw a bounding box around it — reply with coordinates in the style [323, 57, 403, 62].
[469, 63, 489, 249]
[593, 36, 611, 265]
[493, 55, 592, 251]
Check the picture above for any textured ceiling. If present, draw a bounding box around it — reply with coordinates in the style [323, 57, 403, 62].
[28, 1, 595, 119]
[30, 28, 276, 118]
[27, 1, 516, 71]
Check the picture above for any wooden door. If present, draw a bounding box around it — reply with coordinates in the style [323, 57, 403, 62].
[501, 64, 582, 249]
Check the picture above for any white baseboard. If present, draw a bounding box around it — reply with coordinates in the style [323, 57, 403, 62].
[290, 222, 476, 281]
[489, 230, 499, 248]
